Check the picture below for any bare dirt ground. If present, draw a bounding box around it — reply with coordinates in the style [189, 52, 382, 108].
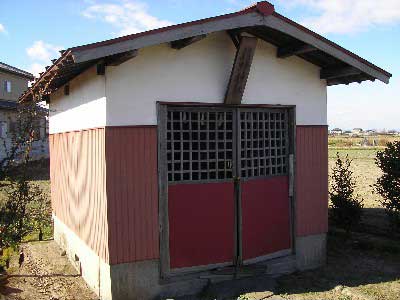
[0, 241, 97, 300]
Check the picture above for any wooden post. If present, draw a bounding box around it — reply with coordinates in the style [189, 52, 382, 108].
[224, 36, 257, 105]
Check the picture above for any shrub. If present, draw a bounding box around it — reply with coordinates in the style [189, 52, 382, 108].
[330, 153, 364, 233]
[374, 141, 400, 231]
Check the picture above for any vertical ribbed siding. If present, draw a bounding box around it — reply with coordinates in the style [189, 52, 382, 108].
[296, 126, 328, 237]
[49, 129, 109, 262]
[106, 126, 159, 265]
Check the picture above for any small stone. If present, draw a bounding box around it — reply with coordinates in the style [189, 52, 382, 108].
[333, 285, 345, 292]
[60, 250, 66, 257]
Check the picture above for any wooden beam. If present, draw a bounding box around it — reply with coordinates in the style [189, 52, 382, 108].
[105, 50, 138, 66]
[227, 30, 241, 49]
[64, 84, 70, 96]
[97, 62, 105, 75]
[170, 35, 206, 50]
[277, 43, 317, 58]
[224, 36, 257, 105]
[321, 65, 362, 80]
[42, 94, 50, 103]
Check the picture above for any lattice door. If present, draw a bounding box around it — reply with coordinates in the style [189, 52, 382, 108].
[238, 108, 291, 263]
[159, 105, 292, 274]
[238, 109, 289, 179]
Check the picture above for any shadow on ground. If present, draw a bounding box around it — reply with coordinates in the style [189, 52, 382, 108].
[276, 226, 400, 299]
[0, 282, 23, 296]
[7, 158, 50, 181]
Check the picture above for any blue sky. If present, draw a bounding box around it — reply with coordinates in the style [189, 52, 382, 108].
[1, 0, 399, 130]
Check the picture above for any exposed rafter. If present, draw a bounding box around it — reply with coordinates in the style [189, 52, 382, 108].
[97, 61, 106, 75]
[277, 43, 317, 58]
[227, 30, 241, 49]
[170, 35, 207, 50]
[105, 50, 138, 66]
[321, 65, 362, 80]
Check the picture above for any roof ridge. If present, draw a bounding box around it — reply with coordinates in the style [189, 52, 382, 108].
[69, 1, 274, 52]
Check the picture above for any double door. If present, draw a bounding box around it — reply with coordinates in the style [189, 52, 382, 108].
[158, 104, 294, 276]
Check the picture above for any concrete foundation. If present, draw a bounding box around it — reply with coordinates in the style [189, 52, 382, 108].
[53, 216, 112, 300]
[110, 260, 208, 300]
[295, 233, 327, 270]
[55, 216, 327, 300]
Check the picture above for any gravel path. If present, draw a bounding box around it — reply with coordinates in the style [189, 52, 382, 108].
[0, 241, 97, 300]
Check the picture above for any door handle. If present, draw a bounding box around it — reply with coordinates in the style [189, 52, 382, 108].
[226, 160, 233, 169]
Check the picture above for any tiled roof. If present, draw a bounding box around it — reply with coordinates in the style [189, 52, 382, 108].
[0, 62, 34, 80]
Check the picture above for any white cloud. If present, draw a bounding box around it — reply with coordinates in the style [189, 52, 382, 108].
[26, 41, 63, 77]
[82, 1, 173, 36]
[0, 23, 6, 34]
[27, 63, 47, 78]
[281, 0, 400, 34]
[26, 40, 63, 62]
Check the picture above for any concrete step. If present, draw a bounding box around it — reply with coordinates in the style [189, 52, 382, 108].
[174, 274, 276, 300]
[261, 255, 297, 277]
[200, 265, 268, 284]
[161, 256, 296, 300]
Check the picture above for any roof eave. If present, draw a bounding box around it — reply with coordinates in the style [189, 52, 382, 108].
[70, 11, 391, 84]
[0, 68, 34, 81]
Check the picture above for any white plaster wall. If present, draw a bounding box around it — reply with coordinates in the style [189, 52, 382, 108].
[243, 39, 327, 125]
[49, 32, 327, 134]
[49, 66, 106, 134]
[105, 32, 234, 126]
[106, 32, 327, 126]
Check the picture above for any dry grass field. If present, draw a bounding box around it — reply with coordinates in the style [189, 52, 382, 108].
[329, 147, 382, 208]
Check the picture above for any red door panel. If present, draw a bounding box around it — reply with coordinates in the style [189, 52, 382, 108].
[241, 176, 291, 261]
[168, 182, 235, 269]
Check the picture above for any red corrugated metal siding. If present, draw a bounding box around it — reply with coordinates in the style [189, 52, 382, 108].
[49, 129, 109, 262]
[105, 126, 159, 265]
[295, 126, 328, 237]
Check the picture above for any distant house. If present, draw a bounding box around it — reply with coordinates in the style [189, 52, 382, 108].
[365, 129, 377, 136]
[330, 128, 342, 135]
[351, 128, 363, 136]
[0, 62, 48, 160]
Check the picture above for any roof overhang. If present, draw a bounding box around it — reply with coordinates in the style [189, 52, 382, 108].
[0, 66, 34, 81]
[19, 1, 391, 102]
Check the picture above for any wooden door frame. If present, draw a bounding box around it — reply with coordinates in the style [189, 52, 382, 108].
[157, 102, 296, 280]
